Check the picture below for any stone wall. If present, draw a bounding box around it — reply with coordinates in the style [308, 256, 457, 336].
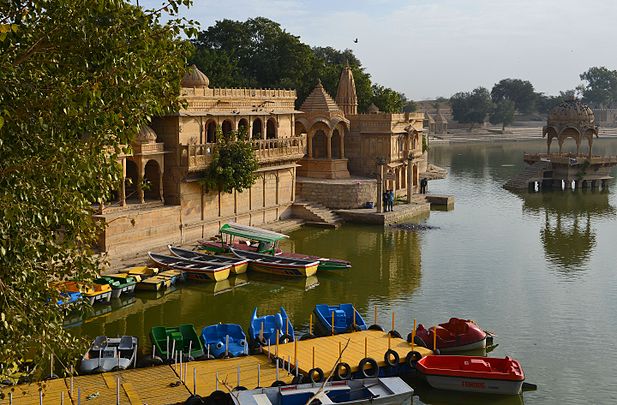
[296, 178, 377, 209]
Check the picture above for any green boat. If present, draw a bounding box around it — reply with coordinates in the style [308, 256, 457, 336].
[198, 223, 351, 271]
[150, 324, 204, 360]
[95, 274, 137, 299]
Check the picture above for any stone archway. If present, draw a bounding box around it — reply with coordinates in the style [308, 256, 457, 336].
[312, 130, 328, 159]
[221, 120, 233, 137]
[144, 160, 161, 201]
[125, 160, 139, 201]
[206, 120, 217, 143]
[252, 118, 263, 139]
[331, 129, 342, 159]
[266, 118, 277, 139]
[238, 118, 249, 137]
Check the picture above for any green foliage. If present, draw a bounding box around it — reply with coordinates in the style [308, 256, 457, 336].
[491, 78, 536, 114]
[422, 134, 429, 153]
[579, 66, 617, 108]
[450, 87, 493, 129]
[490, 99, 516, 131]
[0, 0, 193, 383]
[200, 128, 258, 194]
[403, 99, 418, 113]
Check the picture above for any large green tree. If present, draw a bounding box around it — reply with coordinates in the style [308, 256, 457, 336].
[0, 0, 194, 384]
[450, 87, 493, 130]
[579, 66, 617, 108]
[490, 99, 516, 132]
[370, 84, 407, 113]
[491, 78, 536, 114]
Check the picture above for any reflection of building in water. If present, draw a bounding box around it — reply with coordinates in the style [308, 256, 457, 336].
[522, 192, 614, 270]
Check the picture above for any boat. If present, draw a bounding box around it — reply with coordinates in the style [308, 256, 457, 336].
[168, 245, 249, 275]
[199, 223, 351, 271]
[248, 307, 294, 349]
[148, 252, 231, 282]
[158, 269, 186, 285]
[61, 281, 112, 305]
[79, 336, 138, 374]
[231, 249, 319, 278]
[313, 304, 367, 336]
[97, 274, 137, 298]
[127, 266, 159, 280]
[201, 323, 248, 358]
[150, 324, 204, 360]
[413, 318, 487, 352]
[135, 275, 172, 291]
[416, 355, 525, 395]
[230, 377, 413, 405]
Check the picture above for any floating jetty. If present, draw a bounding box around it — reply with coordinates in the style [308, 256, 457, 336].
[5, 330, 431, 404]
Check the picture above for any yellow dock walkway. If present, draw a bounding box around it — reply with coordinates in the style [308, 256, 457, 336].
[263, 330, 433, 375]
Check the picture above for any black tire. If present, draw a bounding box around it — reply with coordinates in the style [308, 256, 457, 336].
[406, 351, 422, 368]
[299, 333, 315, 341]
[358, 357, 379, 378]
[388, 330, 402, 339]
[384, 349, 400, 368]
[368, 324, 384, 331]
[232, 386, 247, 391]
[43, 374, 59, 380]
[346, 324, 363, 333]
[291, 374, 305, 384]
[406, 333, 413, 343]
[334, 362, 352, 380]
[270, 380, 286, 387]
[248, 339, 261, 355]
[217, 351, 231, 359]
[206, 390, 229, 405]
[279, 334, 293, 344]
[184, 394, 205, 405]
[307, 368, 324, 383]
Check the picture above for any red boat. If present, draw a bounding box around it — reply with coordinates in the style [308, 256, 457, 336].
[416, 355, 525, 395]
[413, 318, 488, 353]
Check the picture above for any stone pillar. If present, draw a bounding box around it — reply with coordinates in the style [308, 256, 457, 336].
[377, 159, 385, 213]
[307, 131, 313, 158]
[159, 170, 165, 204]
[138, 162, 145, 204]
[262, 120, 266, 140]
[326, 129, 332, 159]
[340, 133, 345, 158]
[407, 157, 414, 203]
[120, 158, 126, 207]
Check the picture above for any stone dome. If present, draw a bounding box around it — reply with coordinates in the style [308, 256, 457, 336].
[135, 125, 157, 144]
[547, 99, 595, 126]
[181, 64, 210, 88]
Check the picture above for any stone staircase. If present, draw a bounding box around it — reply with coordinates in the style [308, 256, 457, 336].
[503, 161, 552, 190]
[292, 201, 343, 228]
[262, 218, 305, 234]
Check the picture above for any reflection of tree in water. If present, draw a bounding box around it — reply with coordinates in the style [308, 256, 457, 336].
[521, 191, 614, 272]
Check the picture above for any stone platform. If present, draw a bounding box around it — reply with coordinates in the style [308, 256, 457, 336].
[335, 202, 430, 225]
[296, 176, 377, 209]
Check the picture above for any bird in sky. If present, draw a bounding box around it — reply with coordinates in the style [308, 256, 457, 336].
[354, 38, 358, 43]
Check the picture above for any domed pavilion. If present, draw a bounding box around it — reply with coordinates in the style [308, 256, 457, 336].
[543, 98, 598, 157]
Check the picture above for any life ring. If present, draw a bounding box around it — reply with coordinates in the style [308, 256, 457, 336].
[308, 368, 324, 383]
[279, 334, 293, 344]
[368, 324, 384, 332]
[384, 349, 400, 368]
[270, 380, 286, 387]
[358, 357, 379, 378]
[406, 351, 422, 368]
[299, 333, 315, 341]
[334, 362, 352, 380]
[388, 330, 402, 339]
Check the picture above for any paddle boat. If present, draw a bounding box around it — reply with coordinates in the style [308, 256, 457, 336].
[98, 274, 137, 298]
[56, 290, 82, 306]
[135, 275, 172, 291]
[416, 355, 525, 395]
[150, 324, 204, 360]
[148, 252, 231, 282]
[200, 223, 351, 271]
[313, 304, 367, 336]
[231, 248, 319, 278]
[168, 245, 249, 275]
[201, 323, 248, 358]
[79, 336, 138, 374]
[248, 307, 294, 351]
[412, 318, 488, 352]
[61, 281, 112, 305]
[158, 269, 186, 285]
[230, 377, 414, 405]
[127, 266, 159, 280]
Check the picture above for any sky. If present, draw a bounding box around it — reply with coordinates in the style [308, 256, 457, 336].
[140, 0, 617, 100]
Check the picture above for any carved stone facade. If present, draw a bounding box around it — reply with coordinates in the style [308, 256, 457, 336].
[543, 99, 599, 157]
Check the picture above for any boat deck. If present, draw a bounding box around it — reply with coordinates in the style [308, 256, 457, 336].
[262, 330, 433, 375]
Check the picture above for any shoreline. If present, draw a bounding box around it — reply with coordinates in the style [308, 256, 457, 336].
[429, 128, 617, 145]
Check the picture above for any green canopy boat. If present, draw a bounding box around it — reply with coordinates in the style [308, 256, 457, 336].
[150, 324, 204, 360]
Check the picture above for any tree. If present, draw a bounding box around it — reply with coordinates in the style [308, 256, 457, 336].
[0, 0, 194, 384]
[199, 128, 258, 194]
[403, 99, 418, 113]
[370, 84, 406, 113]
[579, 66, 617, 108]
[490, 99, 516, 132]
[450, 87, 493, 130]
[491, 79, 536, 114]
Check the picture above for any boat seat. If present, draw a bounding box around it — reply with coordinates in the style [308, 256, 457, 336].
[92, 336, 108, 351]
[118, 336, 133, 350]
[461, 359, 492, 372]
[252, 394, 273, 405]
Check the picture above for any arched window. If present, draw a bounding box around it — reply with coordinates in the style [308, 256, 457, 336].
[125, 160, 139, 201]
[266, 118, 276, 139]
[238, 118, 249, 138]
[312, 130, 327, 159]
[144, 160, 161, 201]
[206, 121, 217, 143]
[221, 120, 233, 137]
[331, 129, 341, 159]
[252, 118, 262, 139]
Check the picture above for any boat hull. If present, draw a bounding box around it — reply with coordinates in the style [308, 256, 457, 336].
[249, 262, 318, 277]
[423, 374, 524, 395]
[231, 261, 248, 275]
[186, 268, 231, 282]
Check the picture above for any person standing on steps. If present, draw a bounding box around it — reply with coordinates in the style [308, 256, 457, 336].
[382, 190, 389, 212]
[388, 189, 394, 211]
[420, 178, 428, 194]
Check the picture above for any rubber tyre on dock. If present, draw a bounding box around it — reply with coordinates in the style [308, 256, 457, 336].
[368, 324, 384, 332]
[384, 349, 400, 368]
[358, 357, 379, 378]
[271, 380, 286, 387]
[334, 362, 352, 380]
[279, 334, 293, 344]
[206, 390, 229, 405]
[308, 368, 324, 383]
[299, 333, 315, 341]
[405, 351, 422, 369]
[388, 330, 402, 339]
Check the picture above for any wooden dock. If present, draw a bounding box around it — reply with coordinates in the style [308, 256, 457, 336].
[262, 330, 432, 375]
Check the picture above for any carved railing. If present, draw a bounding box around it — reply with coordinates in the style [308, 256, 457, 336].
[183, 135, 306, 172]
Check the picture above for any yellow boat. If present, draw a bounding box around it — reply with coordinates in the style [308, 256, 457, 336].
[158, 269, 186, 285]
[127, 266, 159, 279]
[61, 281, 112, 305]
[135, 275, 172, 291]
[108, 272, 142, 283]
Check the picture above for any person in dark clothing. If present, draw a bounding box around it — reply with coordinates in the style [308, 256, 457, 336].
[382, 190, 389, 212]
[420, 178, 428, 194]
[388, 189, 394, 211]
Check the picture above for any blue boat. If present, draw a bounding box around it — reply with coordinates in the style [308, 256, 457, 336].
[313, 304, 367, 336]
[57, 291, 82, 306]
[248, 307, 294, 350]
[201, 323, 248, 358]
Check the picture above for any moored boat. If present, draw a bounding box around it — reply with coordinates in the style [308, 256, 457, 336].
[79, 336, 138, 374]
[201, 323, 248, 358]
[150, 324, 204, 360]
[168, 245, 249, 274]
[158, 269, 186, 285]
[231, 248, 319, 278]
[148, 252, 231, 281]
[98, 274, 137, 298]
[413, 318, 487, 352]
[135, 275, 171, 291]
[61, 281, 112, 305]
[127, 266, 159, 280]
[313, 303, 367, 336]
[230, 377, 413, 405]
[248, 307, 294, 350]
[416, 355, 525, 395]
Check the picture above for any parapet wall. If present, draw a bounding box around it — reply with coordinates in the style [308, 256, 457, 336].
[296, 178, 377, 209]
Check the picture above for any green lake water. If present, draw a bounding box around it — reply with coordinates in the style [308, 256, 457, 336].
[74, 139, 617, 404]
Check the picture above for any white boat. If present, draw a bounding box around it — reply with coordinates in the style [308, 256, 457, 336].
[79, 336, 138, 374]
[231, 377, 413, 405]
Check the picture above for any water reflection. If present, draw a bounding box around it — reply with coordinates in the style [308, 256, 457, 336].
[519, 191, 614, 272]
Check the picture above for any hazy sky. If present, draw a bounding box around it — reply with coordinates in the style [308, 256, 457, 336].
[141, 0, 617, 100]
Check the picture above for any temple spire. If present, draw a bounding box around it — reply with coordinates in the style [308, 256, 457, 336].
[335, 64, 358, 116]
